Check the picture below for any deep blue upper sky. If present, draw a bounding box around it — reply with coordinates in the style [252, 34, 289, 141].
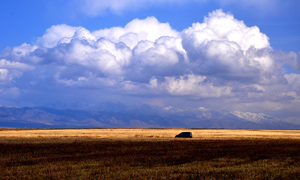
[1, 0, 299, 51]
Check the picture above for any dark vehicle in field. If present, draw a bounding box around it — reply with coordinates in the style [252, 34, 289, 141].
[175, 132, 192, 138]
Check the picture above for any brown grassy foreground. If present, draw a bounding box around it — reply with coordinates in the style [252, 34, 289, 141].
[1, 129, 300, 179]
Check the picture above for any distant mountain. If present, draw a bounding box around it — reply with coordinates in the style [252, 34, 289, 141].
[0, 103, 299, 129]
[231, 111, 296, 129]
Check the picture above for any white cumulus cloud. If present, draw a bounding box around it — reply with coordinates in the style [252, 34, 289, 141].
[163, 74, 231, 98]
[181, 9, 277, 83]
[93, 16, 178, 49]
[0, 9, 299, 119]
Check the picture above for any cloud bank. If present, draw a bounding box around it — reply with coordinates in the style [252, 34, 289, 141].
[0, 9, 300, 119]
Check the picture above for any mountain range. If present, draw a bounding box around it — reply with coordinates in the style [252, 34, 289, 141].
[0, 101, 298, 129]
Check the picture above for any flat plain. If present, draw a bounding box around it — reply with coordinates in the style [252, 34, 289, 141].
[1, 129, 300, 179]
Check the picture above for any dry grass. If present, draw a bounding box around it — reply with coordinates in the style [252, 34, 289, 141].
[1, 128, 300, 143]
[1, 129, 300, 179]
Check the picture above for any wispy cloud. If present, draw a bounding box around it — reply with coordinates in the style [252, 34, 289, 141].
[77, 0, 185, 16]
[76, 0, 288, 16]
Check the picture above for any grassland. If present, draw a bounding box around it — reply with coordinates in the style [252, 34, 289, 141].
[1, 129, 300, 179]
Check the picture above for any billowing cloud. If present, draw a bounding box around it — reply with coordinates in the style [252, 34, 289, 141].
[181, 10, 277, 83]
[162, 74, 232, 98]
[93, 16, 178, 49]
[0, 58, 34, 83]
[0, 9, 299, 119]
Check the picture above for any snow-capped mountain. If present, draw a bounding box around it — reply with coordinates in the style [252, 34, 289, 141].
[231, 111, 296, 129]
[0, 102, 299, 129]
[232, 111, 279, 124]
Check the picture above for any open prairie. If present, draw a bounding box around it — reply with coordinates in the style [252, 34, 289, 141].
[1, 129, 300, 179]
[1, 128, 300, 143]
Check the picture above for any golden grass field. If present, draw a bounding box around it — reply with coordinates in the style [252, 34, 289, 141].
[1, 128, 300, 143]
[1, 129, 300, 179]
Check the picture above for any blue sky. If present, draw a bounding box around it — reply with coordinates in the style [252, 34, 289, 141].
[0, 0, 300, 122]
[1, 0, 299, 51]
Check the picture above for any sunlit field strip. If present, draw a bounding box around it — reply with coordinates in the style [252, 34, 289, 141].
[1, 129, 300, 143]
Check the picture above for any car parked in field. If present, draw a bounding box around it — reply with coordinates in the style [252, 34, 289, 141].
[175, 132, 192, 138]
